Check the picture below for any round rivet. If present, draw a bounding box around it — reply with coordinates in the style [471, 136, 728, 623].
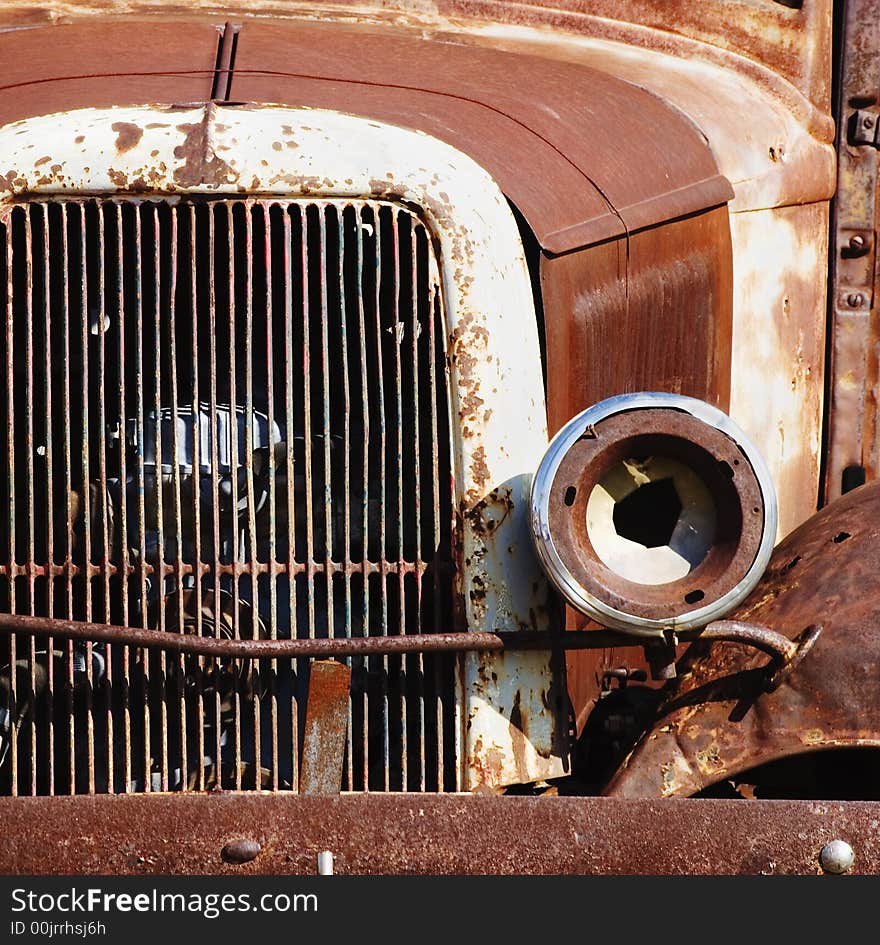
[849, 235, 866, 251]
[819, 840, 854, 874]
[221, 839, 262, 864]
[847, 293, 865, 308]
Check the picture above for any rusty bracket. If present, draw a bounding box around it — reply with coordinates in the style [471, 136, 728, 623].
[852, 109, 880, 148]
[211, 21, 241, 102]
[690, 619, 822, 691]
[299, 660, 352, 796]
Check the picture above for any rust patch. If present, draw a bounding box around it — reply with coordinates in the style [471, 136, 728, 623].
[34, 155, 51, 167]
[111, 121, 143, 154]
[173, 115, 237, 189]
[469, 445, 491, 503]
[465, 485, 514, 537]
[1, 170, 28, 192]
[107, 168, 129, 189]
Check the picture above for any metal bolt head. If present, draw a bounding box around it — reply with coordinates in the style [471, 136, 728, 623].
[819, 840, 854, 874]
[849, 235, 866, 251]
[847, 292, 865, 308]
[864, 115, 876, 129]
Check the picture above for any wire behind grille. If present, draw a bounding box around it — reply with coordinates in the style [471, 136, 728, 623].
[0, 197, 459, 795]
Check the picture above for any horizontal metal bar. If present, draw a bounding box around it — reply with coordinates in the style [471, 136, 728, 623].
[0, 612, 631, 656]
[0, 613, 813, 661]
[2, 793, 878, 874]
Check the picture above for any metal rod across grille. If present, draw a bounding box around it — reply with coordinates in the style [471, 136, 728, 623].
[0, 197, 458, 796]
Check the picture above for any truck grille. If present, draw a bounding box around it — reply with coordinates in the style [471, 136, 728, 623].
[0, 197, 459, 795]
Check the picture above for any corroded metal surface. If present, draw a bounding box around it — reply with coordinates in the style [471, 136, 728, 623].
[541, 208, 734, 436]
[3, 792, 880, 874]
[824, 0, 880, 503]
[606, 482, 880, 798]
[299, 661, 351, 796]
[0, 616, 581, 658]
[0, 2, 835, 121]
[0, 18, 731, 255]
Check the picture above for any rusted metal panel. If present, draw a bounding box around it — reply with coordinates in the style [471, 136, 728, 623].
[0, 17, 731, 255]
[3, 793, 880, 874]
[0, 3, 835, 126]
[0, 22, 219, 126]
[606, 481, 880, 799]
[824, 0, 880, 504]
[299, 661, 351, 796]
[230, 19, 732, 253]
[445, 21, 835, 217]
[541, 208, 733, 442]
[539, 208, 734, 732]
[438, 0, 834, 117]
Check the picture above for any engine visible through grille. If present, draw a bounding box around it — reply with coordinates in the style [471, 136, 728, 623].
[0, 197, 459, 795]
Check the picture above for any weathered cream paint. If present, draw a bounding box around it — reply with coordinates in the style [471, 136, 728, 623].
[728, 204, 829, 539]
[0, 103, 565, 790]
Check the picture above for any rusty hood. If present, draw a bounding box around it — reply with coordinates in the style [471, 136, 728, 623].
[606, 482, 880, 798]
[0, 15, 731, 254]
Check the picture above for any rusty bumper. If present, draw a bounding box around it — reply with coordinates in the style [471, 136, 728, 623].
[1, 793, 880, 875]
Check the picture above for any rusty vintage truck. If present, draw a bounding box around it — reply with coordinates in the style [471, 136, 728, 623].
[0, 0, 878, 875]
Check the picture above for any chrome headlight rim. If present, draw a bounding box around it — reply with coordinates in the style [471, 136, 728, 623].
[529, 392, 778, 638]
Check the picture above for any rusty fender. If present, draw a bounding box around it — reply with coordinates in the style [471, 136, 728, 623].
[606, 481, 880, 798]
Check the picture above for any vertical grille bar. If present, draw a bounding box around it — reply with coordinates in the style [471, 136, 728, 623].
[151, 204, 168, 793]
[187, 202, 201, 794]
[373, 208, 390, 791]
[60, 203, 75, 795]
[133, 204, 150, 793]
[78, 203, 96, 795]
[41, 203, 55, 797]
[427, 253, 445, 792]
[115, 202, 132, 794]
[319, 206, 333, 647]
[264, 203, 278, 793]
[207, 203, 222, 791]
[166, 204, 188, 793]
[4, 208, 15, 797]
[2, 196, 458, 797]
[96, 206, 115, 794]
[391, 207, 407, 792]
[243, 203, 259, 789]
[23, 208, 36, 797]
[410, 220, 425, 793]
[355, 207, 369, 791]
[301, 206, 315, 648]
[282, 206, 296, 793]
[336, 204, 353, 791]
[228, 203, 242, 792]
